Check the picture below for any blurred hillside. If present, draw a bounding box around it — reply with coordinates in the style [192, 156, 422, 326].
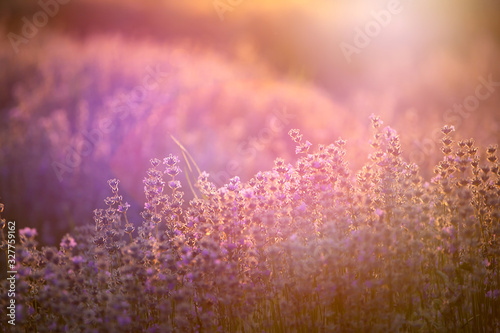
[1, 0, 500, 244]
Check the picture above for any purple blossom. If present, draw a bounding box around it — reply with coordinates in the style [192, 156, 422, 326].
[60, 234, 77, 250]
[19, 227, 37, 239]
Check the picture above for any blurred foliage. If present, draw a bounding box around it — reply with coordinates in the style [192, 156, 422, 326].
[1, 0, 500, 244]
[1, 119, 499, 331]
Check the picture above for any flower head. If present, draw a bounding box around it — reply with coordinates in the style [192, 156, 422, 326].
[163, 154, 180, 167]
[441, 125, 455, 135]
[19, 227, 38, 239]
[168, 180, 182, 190]
[107, 178, 120, 192]
[60, 234, 77, 251]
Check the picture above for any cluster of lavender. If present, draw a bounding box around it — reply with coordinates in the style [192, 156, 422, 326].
[0, 34, 349, 246]
[1, 116, 499, 332]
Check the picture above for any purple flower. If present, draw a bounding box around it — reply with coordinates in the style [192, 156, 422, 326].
[72, 256, 85, 265]
[163, 154, 180, 167]
[117, 315, 132, 326]
[165, 166, 182, 177]
[107, 178, 120, 192]
[118, 202, 130, 213]
[486, 290, 499, 299]
[60, 234, 77, 250]
[150, 158, 161, 167]
[19, 227, 37, 239]
[168, 180, 182, 190]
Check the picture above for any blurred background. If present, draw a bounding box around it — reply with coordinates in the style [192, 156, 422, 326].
[1, 0, 500, 244]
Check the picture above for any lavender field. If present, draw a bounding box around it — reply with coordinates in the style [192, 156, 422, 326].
[1, 0, 500, 331]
